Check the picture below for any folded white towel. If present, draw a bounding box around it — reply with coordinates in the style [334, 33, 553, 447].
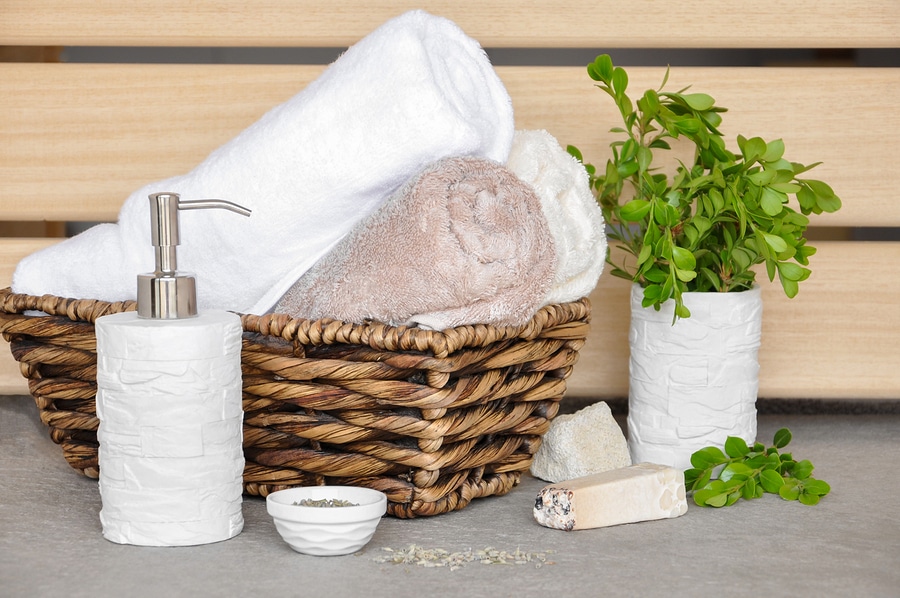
[12, 10, 514, 315]
[506, 130, 607, 304]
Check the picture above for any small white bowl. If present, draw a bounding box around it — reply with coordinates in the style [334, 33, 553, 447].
[266, 485, 387, 556]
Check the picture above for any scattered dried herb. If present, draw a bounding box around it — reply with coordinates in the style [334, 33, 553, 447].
[373, 545, 555, 571]
[293, 498, 359, 508]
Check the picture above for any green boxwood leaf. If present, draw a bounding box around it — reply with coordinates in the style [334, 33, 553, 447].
[594, 54, 614, 82]
[641, 283, 662, 305]
[776, 261, 810, 282]
[566, 145, 584, 162]
[637, 145, 653, 171]
[731, 247, 753, 271]
[798, 492, 820, 506]
[675, 267, 698, 283]
[720, 462, 753, 483]
[804, 179, 842, 212]
[817, 192, 842, 213]
[760, 187, 787, 216]
[690, 446, 727, 469]
[773, 428, 792, 448]
[741, 136, 768, 162]
[769, 182, 802, 194]
[671, 246, 696, 271]
[779, 276, 800, 299]
[741, 476, 759, 500]
[683, 467, 701, 489]
[803, 479, 831, 497]
[644, 267, 667, 283]
[791, 459, 814, 480]
[762, 138, 785, 162]
[620, 200, 651, 222]
[694, 489, 729, 508]
[748, 169, 776, 186]
[724, 436, 750, 458]
[762, 232, 788, 253]
[616, 95, 633, 120]
[759, 469, 785, 493]
[674, 117, 703, 135]
[682, 92, 716, 111]
[745, 454, 768, 469]
[779, 480, 801, 501]
[612, 66, 629, 97]
[636, 243, 652, 265]
[621, 137, 637, 161]
[618, 160, 639, 178]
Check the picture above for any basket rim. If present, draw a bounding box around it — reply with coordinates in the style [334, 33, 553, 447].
[0, 287, 590, 358]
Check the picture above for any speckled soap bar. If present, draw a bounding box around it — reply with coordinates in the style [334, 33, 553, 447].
[533, 462, 688, 531]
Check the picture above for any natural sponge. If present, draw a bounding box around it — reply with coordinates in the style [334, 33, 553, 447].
[530, 401, 631, 483]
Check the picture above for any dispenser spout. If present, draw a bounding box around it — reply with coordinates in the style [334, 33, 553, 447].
[177, 198, 253, 218]
[139, 192, 252, 319]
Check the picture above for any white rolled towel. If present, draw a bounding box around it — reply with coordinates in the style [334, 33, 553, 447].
[12, 10, 514, 315]
[506, 130, 607, 304]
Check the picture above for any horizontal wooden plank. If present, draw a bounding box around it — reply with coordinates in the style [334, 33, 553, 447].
[2, 63, 897, 226]
[1, 239, 898, 398]
[1, 0, 897, 48]
[0, 238, 56, 291]
[569, 240, 900, 400]
[0, 63, 312, 221]
[510, 65, 900, 229]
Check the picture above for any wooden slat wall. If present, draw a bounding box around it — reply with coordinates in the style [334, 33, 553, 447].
[1, 0, 898, 48]
[2, 65, 896, 225]
[1, 1, 898, 398]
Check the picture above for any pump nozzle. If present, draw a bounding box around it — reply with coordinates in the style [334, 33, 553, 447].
[138, 192, 252, 319]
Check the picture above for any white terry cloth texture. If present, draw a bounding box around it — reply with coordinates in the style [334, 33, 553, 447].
[12, 10, 514, 315]
[274, 156, 557, 330]
[505, 130, 607, 305]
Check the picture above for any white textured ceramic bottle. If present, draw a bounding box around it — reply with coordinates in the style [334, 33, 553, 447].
[95, 192, 250, 546]
[627, 283, 762, 471]
[96, 311, 245, 546]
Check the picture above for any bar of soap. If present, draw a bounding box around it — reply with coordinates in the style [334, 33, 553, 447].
[533, 462, 687, 531]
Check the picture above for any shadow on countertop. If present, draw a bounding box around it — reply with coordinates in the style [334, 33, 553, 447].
[560, 397, 900, 416]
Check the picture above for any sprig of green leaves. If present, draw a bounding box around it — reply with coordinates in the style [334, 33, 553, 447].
[684, 428, 831, 507]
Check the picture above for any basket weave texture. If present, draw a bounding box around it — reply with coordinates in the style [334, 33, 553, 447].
[0, 287, 590, 517]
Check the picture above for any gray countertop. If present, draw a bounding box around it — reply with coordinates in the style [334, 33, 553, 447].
[2, 394, 898, 598]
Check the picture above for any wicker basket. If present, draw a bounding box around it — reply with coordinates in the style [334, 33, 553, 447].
[0, 287, 590, 517]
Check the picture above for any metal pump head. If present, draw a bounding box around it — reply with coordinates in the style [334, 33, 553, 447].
[137, 192, 252, 319]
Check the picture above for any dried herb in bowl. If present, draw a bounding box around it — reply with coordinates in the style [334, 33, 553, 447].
[293, 498, 360, 508]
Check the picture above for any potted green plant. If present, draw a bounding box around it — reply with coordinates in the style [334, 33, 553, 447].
[569, 54, 842, 469]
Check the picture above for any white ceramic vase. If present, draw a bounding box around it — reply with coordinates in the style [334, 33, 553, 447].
[627, 283, 762, 470]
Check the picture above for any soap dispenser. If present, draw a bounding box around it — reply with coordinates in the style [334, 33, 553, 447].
[95, 192, 251, 547]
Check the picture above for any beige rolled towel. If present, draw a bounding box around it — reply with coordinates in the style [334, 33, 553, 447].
[274, 156, 557, 329]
